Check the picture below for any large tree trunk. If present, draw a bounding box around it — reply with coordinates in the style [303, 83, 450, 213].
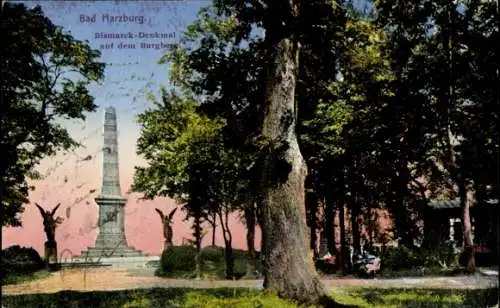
[244, 202, 257, 278]
[259, 0, 325, 303]
[459, 181, 476, 273]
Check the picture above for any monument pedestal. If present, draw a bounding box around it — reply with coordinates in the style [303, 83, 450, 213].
[79, 195, 145, 259]
[44, 241, 58, 264]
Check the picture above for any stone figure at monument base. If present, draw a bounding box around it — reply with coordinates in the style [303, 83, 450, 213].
[155, 207, 177, 251]
[78, 107, 145, 259]
[35, 203, 63, 264]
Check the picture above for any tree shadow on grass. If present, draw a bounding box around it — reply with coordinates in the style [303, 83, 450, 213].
[4, 286, 498, 308]
[354, 287, 498, 308]
[1, 288, 270, 308]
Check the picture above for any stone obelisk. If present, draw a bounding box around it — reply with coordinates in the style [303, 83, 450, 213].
[80, 107, 144, 259]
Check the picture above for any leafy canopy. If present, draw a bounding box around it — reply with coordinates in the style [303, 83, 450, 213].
[1, 3, 105, 226]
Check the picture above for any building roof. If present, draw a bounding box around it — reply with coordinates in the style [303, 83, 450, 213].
[428, 197, 499, 209]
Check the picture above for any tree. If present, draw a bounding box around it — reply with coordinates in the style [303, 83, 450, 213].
[162, 4, 266, 280]
[162, 0, 350, 303]
[132, 90, 223, 278]
[133, 88, 249, 279]
[256, 0, 334, 304]
[374, 0, 499, 271]
[189, 140, 249, 279]
[0, 3, 105, 226]
[241, 200, 258, 277]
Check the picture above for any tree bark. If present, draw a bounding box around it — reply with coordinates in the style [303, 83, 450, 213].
[193, 214, 202, 280]
[336, 165, 349, 274]
[339, 198, 349, 274]
[259, 0, 326, 303]
[244, 202, 257, 278]
[350, 207, 361, 256]
[442, 1, 476, 274]
[459, 181, 476, 273]
[325, 193, 336, 255]
[211, 212, 217, 246]
[218, 207, 234, 279]
[306, 188, 319, 258]
[348, 179, 361, 256]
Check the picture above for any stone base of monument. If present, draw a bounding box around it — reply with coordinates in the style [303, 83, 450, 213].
[78, 245, 147, 260]
[44, 241, 58, 264]
[98, 256, 160, 270]
[44, 241, 62, 271]
[70, 253, 159, 271]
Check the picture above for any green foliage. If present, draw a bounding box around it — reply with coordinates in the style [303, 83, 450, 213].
[380, 246, 422, 271]
[141, 0, 499, 283]
[1, 245, 49, 285]
[132, 89, 224, 201]
[157, 246, 198, 276]
[200, 245, 225, 259]
[132, 86, 250, 213]
[379, 243, 459, 274]
[420, 242, 458, 269]
[1, 3, 105, 226]
[1, 245, 45, 274]
[122, 297, 151, 308]
[156, 245, 259, 279]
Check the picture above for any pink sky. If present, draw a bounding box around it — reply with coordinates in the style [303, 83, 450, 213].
[1, 115, 261, 258]
[2, 181, 261, 258]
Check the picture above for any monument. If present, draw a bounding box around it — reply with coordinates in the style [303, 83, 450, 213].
[79, 107, 145, 259]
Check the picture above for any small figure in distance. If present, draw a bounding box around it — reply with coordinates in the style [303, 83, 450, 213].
[155, 207, 177, 251]
[35, 203, 64, 265]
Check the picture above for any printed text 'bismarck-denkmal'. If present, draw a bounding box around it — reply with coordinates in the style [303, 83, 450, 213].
[94, 32, 176, 39]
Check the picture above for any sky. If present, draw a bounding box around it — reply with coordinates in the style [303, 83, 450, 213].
[1, 0, 261, 258]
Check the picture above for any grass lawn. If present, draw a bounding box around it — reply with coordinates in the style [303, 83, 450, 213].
[331, 287, 499, 308]
[2, 287, 498, 308]
[2, 269, 52, 285]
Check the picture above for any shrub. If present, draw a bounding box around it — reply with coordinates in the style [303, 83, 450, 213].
[200, 246, 225, 263]
[459, 245, 498, 267]
[315, 259, 336, 275]
[380, 245, 421, 271]
[420, 241, 458, 268]
[380, 242, 459, 274]
[157, 246, 197, 275]
[156, 245, 262, 279]
[1, 245, 45, 276]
